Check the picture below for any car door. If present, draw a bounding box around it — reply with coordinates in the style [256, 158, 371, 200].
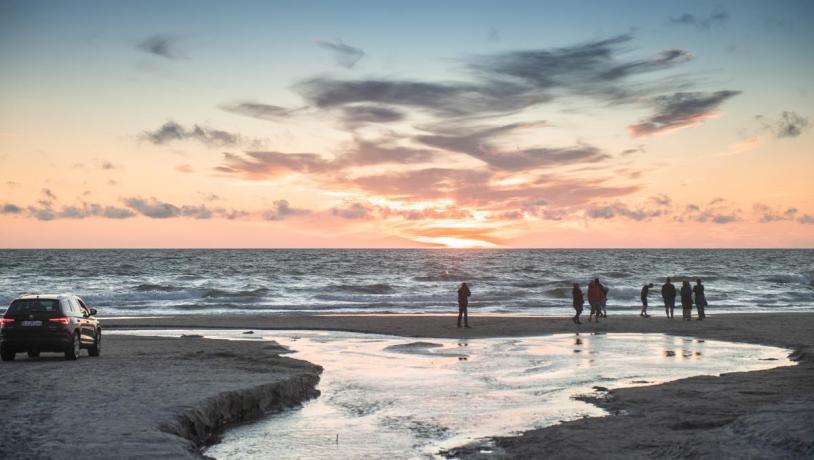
[76, 298, 96, 344]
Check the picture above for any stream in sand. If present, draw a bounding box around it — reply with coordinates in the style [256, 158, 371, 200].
[112, 330, 793, 459]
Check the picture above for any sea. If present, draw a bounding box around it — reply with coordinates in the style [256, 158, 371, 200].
[1, 249, 812, 316]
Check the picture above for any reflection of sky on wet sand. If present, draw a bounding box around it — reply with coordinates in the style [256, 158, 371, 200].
[112, 330, 792, 459]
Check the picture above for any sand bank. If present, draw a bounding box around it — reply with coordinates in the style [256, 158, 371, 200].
[103, 313, 814, 459]
[0, 335, 321, 459]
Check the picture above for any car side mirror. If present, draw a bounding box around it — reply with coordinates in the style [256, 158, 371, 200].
[90, 308, 97, 316]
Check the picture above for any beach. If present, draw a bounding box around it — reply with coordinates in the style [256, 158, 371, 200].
[2, 313, 813, 459]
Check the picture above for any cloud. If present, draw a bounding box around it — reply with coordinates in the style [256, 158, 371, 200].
[317, 40, 365, 69]
[176, 164, 194, 173]
[586, 196, 671, 221]
[100, 161, 117, 170]
[1, 203, 23, 214]
[627, 90, 740, 137]
[668, 9, 729, 30]
[799, 215, 814, 225]
[262, 200, 309, 221]
[58, 204, 136, 219]
[678, 201, 740, 224]
[142, 121, 240, 147]
[215, 151, 332, 179]
[220, 102, 297, 121]
[42, 188, 57, 200]
[137, 35, 185, 60]
[340, 105, 404, 124]
[753, 203, 798, 223]
[123, 197, 183, 219]
[331, 202, 372, 219]
[775, 111, 809, 138]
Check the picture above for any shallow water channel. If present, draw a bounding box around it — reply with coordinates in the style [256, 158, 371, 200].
[113, 330, 792, 459]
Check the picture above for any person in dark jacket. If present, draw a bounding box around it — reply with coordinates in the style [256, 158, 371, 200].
[640, 283, 654, 317]
[572, 283, 584, 324]
[680, 280, 693, 321]
[661, 278, 677, 318]
[693, 278, 707, 320]
[457, 282, 471, 328]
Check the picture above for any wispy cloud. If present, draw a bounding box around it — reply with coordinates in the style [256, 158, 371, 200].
[627, 91, 740, 137]
[262, 200, 309, 221]
[331, 202, 372, 219]
[137, 34, 185, 60]
[142, 121, 240, 147]
[317, 40, 365, 69]
[668, 8, 729, 30]
[220, 102, 298, 121]
[774, 111, 809, 138]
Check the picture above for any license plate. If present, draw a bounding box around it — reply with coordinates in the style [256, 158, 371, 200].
[21, 321, 42, 327]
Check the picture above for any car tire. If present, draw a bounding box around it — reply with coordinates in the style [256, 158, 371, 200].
[0, 343, 14, 361]
[65, 332, 80, 361]
[27, 351, 40, 358]
[88, 329, 101, 357]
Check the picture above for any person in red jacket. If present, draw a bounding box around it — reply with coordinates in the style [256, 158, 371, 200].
[587, 278, 603, 323]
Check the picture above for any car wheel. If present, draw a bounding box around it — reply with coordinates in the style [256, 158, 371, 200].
[65, 332, 80, 361]
[0, 343, 14, 362]
[27, 351, 40, 358]
[89, 329, 101, 357]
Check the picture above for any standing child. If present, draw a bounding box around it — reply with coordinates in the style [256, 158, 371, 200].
[680, 280, 693, 321]
[572, 283, 584, 324]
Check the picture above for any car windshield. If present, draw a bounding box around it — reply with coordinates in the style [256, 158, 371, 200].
[7, 299, 61, 315]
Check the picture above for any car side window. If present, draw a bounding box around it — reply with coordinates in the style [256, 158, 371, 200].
[77, 299, 89, 312]
[70, 298, 82, 316]
[62, 299, 75, 315]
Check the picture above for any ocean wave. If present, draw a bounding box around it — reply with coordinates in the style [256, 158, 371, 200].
[764, 274, 812, 285]
[135, 283, 185, 292]
[332, 283, 395, 294]
[202, 287, 270, 299]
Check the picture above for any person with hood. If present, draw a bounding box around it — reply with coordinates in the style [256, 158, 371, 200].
[693, 278, 707, 320]
[457, 282, 471, 328]
[680, 280, 693, 321]
[661, 278, 677, 318]
[572, 283, 584, 324]
[640, 283, 654, 317]
[587, 278, 603, 323]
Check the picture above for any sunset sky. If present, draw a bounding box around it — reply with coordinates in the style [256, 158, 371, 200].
[1, 0, 813, 248]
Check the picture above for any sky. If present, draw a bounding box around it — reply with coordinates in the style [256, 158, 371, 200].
[1, 0, 813, 248]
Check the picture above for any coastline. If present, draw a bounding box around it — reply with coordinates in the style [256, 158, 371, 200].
[3, 313, 812, 458]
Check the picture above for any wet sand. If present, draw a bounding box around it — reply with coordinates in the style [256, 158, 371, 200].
[104, 313, 814, 459]
[3, 313, 813, 459]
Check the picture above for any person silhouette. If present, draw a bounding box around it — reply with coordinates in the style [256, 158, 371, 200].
[661, 278, 677, 318]
[640, 283, 654, 317]
[572, 283, 584, 324]
[693, 278, 707, 320]
[680, 280, 693, 321]
[587, 278, 602, 323]
[457, 282, 471, 328]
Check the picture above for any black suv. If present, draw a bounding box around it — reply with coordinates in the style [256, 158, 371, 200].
[1, 294, 101, 361]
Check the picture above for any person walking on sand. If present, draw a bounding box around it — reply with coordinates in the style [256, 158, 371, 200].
[457, 282, 471, 328]
[661, 278, 677, 318]
[680, 280, 693, 321]
[640, 283, 654, 317]
[599, 280, 609, 318]
[693, 279, 707, 320]
[587, 278, 602, 323]
[572, 283, 584, 324]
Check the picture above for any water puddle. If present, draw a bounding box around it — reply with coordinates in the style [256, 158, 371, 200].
[111, 330, 792, 459]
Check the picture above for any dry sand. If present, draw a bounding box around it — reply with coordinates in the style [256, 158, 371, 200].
[4, 313, 813, 459]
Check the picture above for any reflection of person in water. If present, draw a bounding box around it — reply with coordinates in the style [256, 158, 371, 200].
[457, 282, 471, 328]
[693, 279, 707, 320]
[572, 283, 584, 324]
[681, 281, 693, 321]
[661, 278, 677, 319]
[640, 283, 654, 318]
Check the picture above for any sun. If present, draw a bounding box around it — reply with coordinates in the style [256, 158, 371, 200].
[414, 236, 499, 249]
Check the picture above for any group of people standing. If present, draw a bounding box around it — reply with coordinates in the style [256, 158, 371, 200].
[571, 277, 708, 324]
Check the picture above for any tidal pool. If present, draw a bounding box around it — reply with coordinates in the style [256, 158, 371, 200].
[112, 330, 792, 459]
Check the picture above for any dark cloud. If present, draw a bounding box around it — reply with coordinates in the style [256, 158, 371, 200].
[668, 9, 729, 30]
[42, 188, 57, 200]
[27, 206, 56, 221]
[775, 111, 809, 138]
[1, 203, 23, 214]
[137, 35, 185, 60]
[331, 202, 372, 219]
[341, 105, 405, 124]
[799, 215, 814, 225]
[586, 197, 671, 221]
[627, 90, 740, 137]
[143, 121, 240, 147]
[263, 200, 309, 221]
[58, 204, 136, 219]
[678, 201, 740, 224]
[123, 197, 182, 219]
[753, 203, 799, 223]
[220, 102, 296, 121]
[317, 40, 366, 69]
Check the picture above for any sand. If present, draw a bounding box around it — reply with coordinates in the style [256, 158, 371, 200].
[4, 313, 813, 458]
